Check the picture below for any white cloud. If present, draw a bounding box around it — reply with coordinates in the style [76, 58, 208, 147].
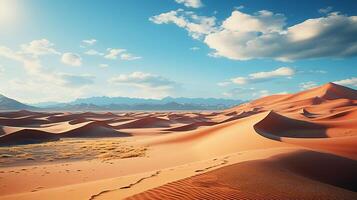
[149, 9, 216, 39]
[190, 46, 200, 51]
[175, 0, 203, 8]
[217, 81, 231, 87]
[300, 81, 317, 90]
[21, 39, 60, 56]
[104, 48, 141, 61]
[334, 77, 357, 87]
[231, 67, 295, 85]
[85, 49, 104, 56]
[120, 53, 142, 61]
[104, 48, 126, 60]
[61, 53, 82, 66]
[0, 44, 95, 103]
[207, 11, 357, 61]
[109, 72, 176, 89]
[152, 9, 357, 61]
[82, 39, 97, 46]
[319, 6, 333, 14]
[99, 64, 108, 68]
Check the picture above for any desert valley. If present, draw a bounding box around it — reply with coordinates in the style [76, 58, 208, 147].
[0, 82, 356, 200]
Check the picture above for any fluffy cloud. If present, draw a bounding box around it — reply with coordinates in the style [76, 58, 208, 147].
[300, 81, 317, 90]
[231, 67, 295, 85]
[150, 9, 216, 39]
[61, 53, 82, 66]
[21, 39, 60, 56]
[151, 9, 357, 61]
[334, 77, 357, 87]
[82, 39, 97, 46]
[175, 0, 203, 8]
[59, 74, 95, 87]
[109, 71, 176, 89]
[84, 49, 104, 56]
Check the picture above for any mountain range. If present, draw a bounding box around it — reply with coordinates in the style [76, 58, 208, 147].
[0, 95, 244, 111]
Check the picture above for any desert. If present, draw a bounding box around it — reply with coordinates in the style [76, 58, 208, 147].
[0, 83, 356, 200]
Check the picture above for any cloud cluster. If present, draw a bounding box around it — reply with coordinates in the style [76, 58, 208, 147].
[150, 9, 216, 39]
[231, 67, 295, 85]
[175, 0, 203, 8]
[21, 39, 60, 56]
[109, 71, 176, 89]
[334, 77, 357, 87]
[103, 48, 141, 60]
[151, 9, 357, 61]
[61, 52, 82, 66]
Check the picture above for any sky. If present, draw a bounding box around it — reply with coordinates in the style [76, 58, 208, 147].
[0, 0, 356, 104]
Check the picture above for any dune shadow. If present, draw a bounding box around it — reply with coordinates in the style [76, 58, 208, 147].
[254, 111, 328, 140]
[269, 150, 357, 192]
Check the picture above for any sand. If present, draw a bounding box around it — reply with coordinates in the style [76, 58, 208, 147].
[0, 82, 356, 200]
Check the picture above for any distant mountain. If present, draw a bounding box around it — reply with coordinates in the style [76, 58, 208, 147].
[0, 94, 35, 110]
[33, 96, 244, 111]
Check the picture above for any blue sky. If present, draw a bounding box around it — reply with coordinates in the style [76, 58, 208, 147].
[0, 0, 356, 103]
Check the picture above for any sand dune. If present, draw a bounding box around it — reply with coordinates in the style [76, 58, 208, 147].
[0, 129, 59, 146]
[128, 150, 357, 200]
[60, 121, 130, 138]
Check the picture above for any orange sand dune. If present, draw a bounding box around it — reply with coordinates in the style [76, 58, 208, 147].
[60, 121, 130, 138]
[0, 129, 59, 146]
[128, 150, 357, 200]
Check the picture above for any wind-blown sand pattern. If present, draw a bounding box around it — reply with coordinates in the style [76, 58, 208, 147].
[0, 83, 356, 199]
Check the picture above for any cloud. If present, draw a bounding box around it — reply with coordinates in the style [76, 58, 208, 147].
[120, 53, 142, 61]
[59, 74, 95, 87]
[61, 53, 82, 66]
[149, 9, 216, 39]
[109, 71, 176, 89]
[0, 44, 95, 102]
[334, 77, 357, 87]
[319, 6, 333, 14]
[104, 48, 125, 59]
[190, 46, 200, 51]
[175, 0, 203, 8]
[231, 67, 295, 85]
[300, 81, 317, 90]
[82, 39, 97, 46]
[21, 39, 60, 56]
[152, 9, 357, 61]
[84, 49, 104, 56]
[217, 81, 231, 86]
[104, 48, 141, 61]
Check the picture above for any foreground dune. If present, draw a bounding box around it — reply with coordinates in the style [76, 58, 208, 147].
[0, 83, 356, 199]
